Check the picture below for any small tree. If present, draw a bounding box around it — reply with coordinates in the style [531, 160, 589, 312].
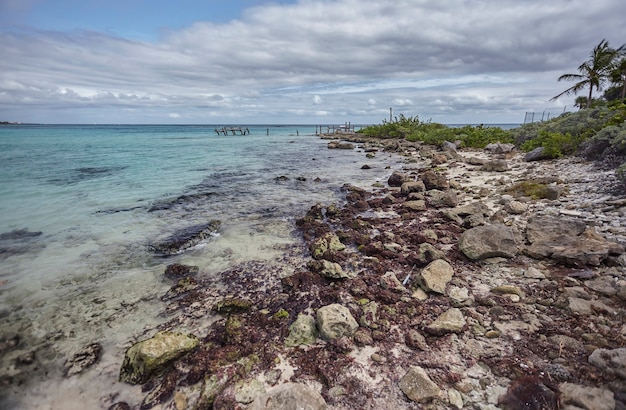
[551, 39, 624, 108]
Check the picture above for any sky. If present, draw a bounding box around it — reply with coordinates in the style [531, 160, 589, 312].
[1, 0, 625, 125]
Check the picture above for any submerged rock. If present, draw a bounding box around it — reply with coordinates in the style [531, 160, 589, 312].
[64, 342, 102, 377]
[119, 331, 199, 385]
[148, 220, 220, 255]
[164, 263, 199, 280]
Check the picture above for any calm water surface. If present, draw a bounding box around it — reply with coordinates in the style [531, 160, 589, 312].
[0, 124, 405, 409]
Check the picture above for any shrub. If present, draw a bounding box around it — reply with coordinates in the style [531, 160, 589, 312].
[359, 116, 513, 148]
[521, 130, 585, 158]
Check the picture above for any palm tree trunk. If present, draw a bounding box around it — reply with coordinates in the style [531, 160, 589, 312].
[587, 85, 593, 108]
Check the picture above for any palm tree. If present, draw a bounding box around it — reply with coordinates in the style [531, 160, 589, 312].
[610, 57, 626, 103]
[551, 39, 624, 108]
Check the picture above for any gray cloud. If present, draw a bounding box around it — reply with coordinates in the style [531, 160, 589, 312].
[1, 0, 625, 124]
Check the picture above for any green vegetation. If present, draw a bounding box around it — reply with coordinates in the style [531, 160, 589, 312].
[358, 114, 513, 148]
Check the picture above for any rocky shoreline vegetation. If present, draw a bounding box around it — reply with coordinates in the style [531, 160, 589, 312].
[13, 134, 626, 409]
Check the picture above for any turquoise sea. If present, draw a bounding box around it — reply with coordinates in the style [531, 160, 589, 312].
[0, 124, 408, 409]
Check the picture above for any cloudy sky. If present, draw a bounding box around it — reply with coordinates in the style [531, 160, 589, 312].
[1, 0, 625, 124]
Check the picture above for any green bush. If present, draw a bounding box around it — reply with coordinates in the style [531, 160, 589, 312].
[521, 130, 584, 158]
[358, 116, 513, 148]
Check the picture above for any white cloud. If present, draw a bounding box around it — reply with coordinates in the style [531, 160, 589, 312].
[0, 0, 625, 124]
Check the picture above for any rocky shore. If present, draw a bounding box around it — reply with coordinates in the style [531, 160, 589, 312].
[60, 136, 626, 409]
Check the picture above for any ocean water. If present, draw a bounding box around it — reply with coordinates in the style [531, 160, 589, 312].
[0, 124, 405, 409]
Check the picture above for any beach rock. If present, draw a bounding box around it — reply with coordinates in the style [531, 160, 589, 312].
[64, 342, 102, 377]
[426, 308, 466, 335]
[404, 200, 427, 211]
[149, 220, 220, 255]
[309, 259, 352, 279]
[525, 216, 586, 244]
[316, 304, 359, 340]
[425, 189, 459, 208]
[498, 376, 558, 410]
[588, 348, 626, 378]
[485, 143, 515, 154]
[459, 224, 520, 260]
[420, 170, 449, 190]
[401, 181, 426, 195]
[398, 366, 443, 403]
[119, 331, 199, 384]
[380, 271, 406, 292]
[164, 263, 199, 280]
[525, 216, 624, 266]
[359, 301, 379, 329]
[525, 147, 552, 162]
[284, 314, 318, 347]
[388, 171, 411, 187]
[248, 383, 326, 410]
[504, 200, 528, 214]
[481, 159, 509, 172]
[311, 232, 345, 259]
[559, 382, 615, 410]
[327, 141, 354, 149]
[418, 259, 454, 294]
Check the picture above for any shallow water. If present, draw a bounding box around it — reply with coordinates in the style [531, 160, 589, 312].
[0, 124, 405, 409]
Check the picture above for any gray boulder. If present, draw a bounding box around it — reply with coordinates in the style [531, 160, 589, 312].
[418, 259, 454, 294]
[399, 366, 443, 403]
[525, 216, 624, 266]
[459, 224, 520, 260]
[588, 348, 626, 378]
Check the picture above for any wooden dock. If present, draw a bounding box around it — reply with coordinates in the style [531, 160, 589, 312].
[214, 126, 250, 135]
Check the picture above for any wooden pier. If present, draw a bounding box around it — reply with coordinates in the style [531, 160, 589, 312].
[214, 126, 250, 136]
[315, 122, 361, 135]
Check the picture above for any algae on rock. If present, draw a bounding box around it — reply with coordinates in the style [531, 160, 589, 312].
[119, 331, 199, 385]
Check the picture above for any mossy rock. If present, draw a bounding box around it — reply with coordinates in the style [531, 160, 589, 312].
[214, 298, 254, 314]
[119, 331, 199, 384]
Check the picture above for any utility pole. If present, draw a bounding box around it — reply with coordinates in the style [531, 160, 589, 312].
[389, 107, 392, 122]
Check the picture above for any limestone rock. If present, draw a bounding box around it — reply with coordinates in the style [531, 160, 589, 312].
[459, 224, 520, 260]
[388, 171, 410, 187]
[418, 259, 454, 294]
[404, 200, 427, 211]
[380, 271, 406, 292]
[248, 383, 326, 410]
[588, 348, 626, 378]
[311, 232, 345, 259]
[425, 189, 459, 208]
[426, 308, 466, 335]
[420, 170, 449, 190]
[399, 366, 443, 403]
[504, 200, 528, 215]
[485, 142, 515, 154]
[481, 159, 509, 172]
[309, 259, 353, 279]
[285, 314, 318, 347]
[525, 216, 624, 266]
[316, 304, 359, 340]
[401, 181, 426, 195]
[560, 382, 615, 410]
[119, 331, 199, 384]
[525, 147, 552, 162]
